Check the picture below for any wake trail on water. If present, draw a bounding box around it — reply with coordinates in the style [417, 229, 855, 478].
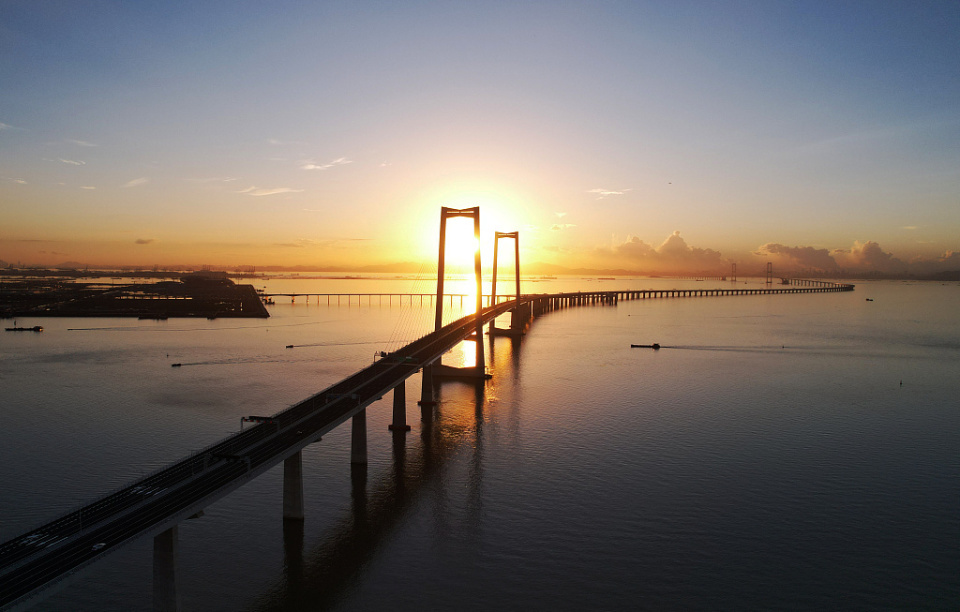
[169, 339, 411, 367]
[285, 339, 413, 349]
[665, 344, 943, 359]
[68, 321, 328, 332]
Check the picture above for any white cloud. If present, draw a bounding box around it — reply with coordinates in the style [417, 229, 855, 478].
[301, 157, 353, 170]
[122, 177, 149, 188]
[66, 139, 97, 147]
[587, 188, 631, 199]
[58, 158, 86, 165]
[0, 122, 16, 130]
[550, 224, 577, 231]
[237, 186, 304, 196]
[7, 178, 27, 184]
[80, 185, 96, 190]
[555, 212, 567, 218]
[186, 176, 238, 183]
[902, 225, 918, 230]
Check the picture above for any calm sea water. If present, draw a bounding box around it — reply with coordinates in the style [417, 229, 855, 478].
[1, 277, 958, 611]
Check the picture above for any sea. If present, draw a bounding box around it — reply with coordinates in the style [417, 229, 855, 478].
[1, 276, 958, 611]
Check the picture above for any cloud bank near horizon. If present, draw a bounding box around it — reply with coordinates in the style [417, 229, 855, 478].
[583, 232, 960, 276]
[754, 240, 959, 275]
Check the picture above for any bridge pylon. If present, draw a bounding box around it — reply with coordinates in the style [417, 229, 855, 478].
[432, 206, 487, 379]
[489, 231, 525, 337]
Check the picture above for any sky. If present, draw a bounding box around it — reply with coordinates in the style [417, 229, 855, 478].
[1, 1, 958, 275]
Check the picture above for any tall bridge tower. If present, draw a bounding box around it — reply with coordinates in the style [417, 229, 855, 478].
[491, 231, 520, 305]
[434, 206, 484, 374]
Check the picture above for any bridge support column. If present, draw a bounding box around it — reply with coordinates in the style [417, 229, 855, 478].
[388, 381, 411, 431]
[283, 452, 304, 521]
[419, 366, 436, 423]
[153, 525, 181, 612]
[351, 409, 367, 464]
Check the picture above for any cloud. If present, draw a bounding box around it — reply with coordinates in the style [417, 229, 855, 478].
[555, 212, 567, 218]
[80, 185, 96, 190]
[58, 158, 86, 165]
[550, 224, 577, 231]
[831, 240, 907, 273]
[755, 240, 910, 274]
[601, 230, 726, 273]
[301, 157, 352, 170]
[274, 237, 370, 248]
[0, 122, 18, 130]
[6, 178, 27, 184]
[134, 238, 154, 245]
[66, 139, 97, 147]
[237, 186, 304, 196]
[587, 188, 631, 199]
[937, 251, 960, 266]
[754, 243, 839, 270]
[902, 226, 918, 230]
[186, 176, 238, 183]
[122, 177, 149, 188]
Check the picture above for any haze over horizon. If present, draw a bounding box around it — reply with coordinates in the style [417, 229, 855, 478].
[2, 2, 958, 276]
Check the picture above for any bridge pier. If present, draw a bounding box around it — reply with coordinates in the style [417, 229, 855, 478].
[283, 452, 305, 521]
[418, 365, 436, 414]
[153, 526, 181, 612]
[388, 380, 411, 432]
[351, 409, 367, 464]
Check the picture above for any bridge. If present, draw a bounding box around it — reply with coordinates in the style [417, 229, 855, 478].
[0, 207, 854, 611]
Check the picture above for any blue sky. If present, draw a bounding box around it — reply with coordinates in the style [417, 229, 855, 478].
[1, 1, 958, 272]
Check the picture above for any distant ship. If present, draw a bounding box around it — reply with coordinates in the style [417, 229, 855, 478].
[5, 325, 43, 332]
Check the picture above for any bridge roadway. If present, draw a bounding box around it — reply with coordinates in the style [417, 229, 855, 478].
[0, 295, 527, 610]
[0, 283, 853, 610]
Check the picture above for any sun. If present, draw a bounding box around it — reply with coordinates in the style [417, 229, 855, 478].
[443, 226, 481, 268]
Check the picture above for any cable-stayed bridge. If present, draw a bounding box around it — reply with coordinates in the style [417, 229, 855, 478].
[0, 206, 854, 611]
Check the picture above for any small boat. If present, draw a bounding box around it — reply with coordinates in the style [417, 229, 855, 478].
[171, 363, 182, 367]
[5, 325, 43, 332]
[865, 298, 874, 302]
[631, 343, 661, 350]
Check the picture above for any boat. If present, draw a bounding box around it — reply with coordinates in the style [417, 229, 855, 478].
[5, 325, 43, 332]
[631, 343, 660, 350]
